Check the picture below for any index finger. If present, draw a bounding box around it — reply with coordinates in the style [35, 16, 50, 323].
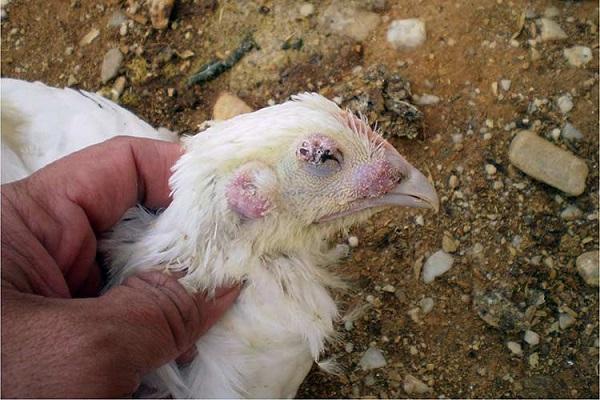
[28, 136, 183, 232]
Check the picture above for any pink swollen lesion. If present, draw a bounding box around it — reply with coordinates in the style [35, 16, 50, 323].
[352, 159, 401, 199]
[226, 171, 272, 219]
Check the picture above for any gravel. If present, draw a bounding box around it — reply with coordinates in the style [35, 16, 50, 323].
[537, 18, 568, 41]
[524, 330, 540, 346]
[560, 205, 583, 220]
[507, 341, 523, 355]
[562, 122, 584, 141]
[563, 46, 593, 67]
[386, 19, 427, 50]
[508, 130, 589, 196]
[403, 374, 432, 395]
[100, 48, 123, 84]
[576, 251, 599, 287]
[557, 94, 574, 114]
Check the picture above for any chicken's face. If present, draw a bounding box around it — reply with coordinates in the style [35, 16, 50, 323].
[220, 94, 438, 233]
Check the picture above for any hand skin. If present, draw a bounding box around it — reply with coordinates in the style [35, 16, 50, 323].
[1, 136, 240, 398]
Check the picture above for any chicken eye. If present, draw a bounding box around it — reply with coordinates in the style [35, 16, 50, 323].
[296, 135, 343, 177]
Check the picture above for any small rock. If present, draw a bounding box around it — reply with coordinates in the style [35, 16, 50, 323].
[65, 46, 74, 56]
[448, 175, 459, 189]
[213, 92, 253, 121]
[108, 10, 127, 27]
[100, 48, 123, 84]
[364, 374, 376, 386]
[359, 347, 387, 370]
[550, 128, 561, 141]
[485, 164, 497, 175]
[559, 313, 576, 329]
[320, 4, 380, 41]
[576, 251, 599, 287]
[442, 233, 458, 253]
[345, 342, 354, 353]
[529, 352, 540, 368]
[500, 79, 511, 91]
[419, 297, 434, 315]
[119, 23, 128, 36]
[562, 123, 584, 141]
[387, 19, 427, 50]
[79, 27, 100, 46]
[507, 341, 523, 355]
[543, 6, 560, 18]
[382, 284, 395, 293]
[563, 46, 592, 67]
[111, 76, 126, 100]
[557, 95, 574, 114]
[537, 18, 568, 41]
[560, 205, 582, 221]
[414, 94, 440, 105]
[421, 250, 454, 283]
[348, 235, 359, 248]
[67, 74, 78, 87]
[524, 330, 540, 346]
[149, 0, 174, 30]
[508, 131, 588, 196]
[299, 2, 314, 17]
[415, 215, 424, 226]
[403, 375, 431, 395]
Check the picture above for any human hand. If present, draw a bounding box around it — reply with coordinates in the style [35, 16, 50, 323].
[1, 136, 240, 398]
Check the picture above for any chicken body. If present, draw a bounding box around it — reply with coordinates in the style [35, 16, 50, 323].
[1, 79, 438, 398]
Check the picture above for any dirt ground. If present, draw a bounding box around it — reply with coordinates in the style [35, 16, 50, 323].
[2, 0, 598, 398]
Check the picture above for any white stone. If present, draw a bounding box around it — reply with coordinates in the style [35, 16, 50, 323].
[550, 128, 561, 141]
[348, 235, 359, 248]
[508, 131, 588, 196]
[403, 375, 431, 394]
[507, 341, 522, 355]
[414, 94, 440, 105]
[448, 175, 459, 189]
[359, 347, 387, 370]
[80, 28, 100, 46]
[500, 79, 511, 91]
[537, 18, 567, 41]
[485, 164, 497, 175]
[387, 18, 426, 50]
[559, 313, 576, 329]
[415, 215, 424, 226]
[101, 48, 123, 83]
[560, 205, 582, 220]
[524, 330, 540, 346]
[576, 251, 599, 287]
[213, 92, 253, 121]
[562, 123, 584, 141]
[382, 284, 395, 293]
[299, 2, 314, 17]
[419, 297, 434, 314]
[564, 46, 592, 67]
[543, 6, 560, 18]
[557, 95, 574, 114]
[422, 250, 454, 283]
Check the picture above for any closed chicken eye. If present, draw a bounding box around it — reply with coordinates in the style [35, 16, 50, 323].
[296, 134, 343, 176]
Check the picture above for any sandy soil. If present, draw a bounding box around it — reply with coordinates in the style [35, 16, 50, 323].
[1, 0, 598, 398]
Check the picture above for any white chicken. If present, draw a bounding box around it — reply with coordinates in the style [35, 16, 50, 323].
[1, 78, 438, 398]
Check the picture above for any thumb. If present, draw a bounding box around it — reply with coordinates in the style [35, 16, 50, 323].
[99, 271, 240, 374]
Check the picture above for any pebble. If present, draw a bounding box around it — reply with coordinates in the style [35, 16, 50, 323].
[299, 2, 314, 17]
[563, 46, 592, 67]
[149, 0, 174, 30]
[119, 23, 128, 36]
[67, 74, 78, 87]
[100, 48, 123, 84]
[414, 94, 440, 105]
[500, 79, 511, 91]
[537, 18, 568, 41]
[415, 215, 424, 226]
[359, 347, 387, 370]
[550, 128, 561, 141]
[442, 233, 458, 253]
[523, 331, 540, 347]
[485, 164, 497, 176]
[560, 205, 582, 221]
[343, 236, 358, 249]
[107, 10, 127, 27]
[387, 19, 427, 50]
[345, 342, 354, 353]
[421, 250, 454, 284]
[79, 27, 100, 46]
[559, 313, 576, 329]
[419, 297, 434, 314]
[557, 95, 574, 114]
[562, 123, 583, 141]
[529, 352, 540, 368]
[543, 6, 560, 18]
[507, 341, 523, 355]
[213, 92, 253, 121]
[403, 374, 432, 394]
[508, 130, 588, 196]
[320, 4, 380, 41]
[448, 175, 459, 189]
[576, 251, 599, 287]
[111, 76, 126, 100]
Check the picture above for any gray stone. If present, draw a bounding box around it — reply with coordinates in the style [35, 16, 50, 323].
[320, 3, 380, 41]
[422, 250, 454, 283]
[576, 251, 599, 287]
[508, 131, 588, 196]
[387, 19, 426, 49]
[560, 205, 582, 220]
[524, 330, 540, 346]
[419, 297, 434, 314]
[563, 46, 592, 67]
[559, 313, 576, 329]
[500, 79, 511, 91]
[557, 95, 573, 114]
[359, 347, 387, 370]
[507, 341, 523, 355]
[403, 375, 431, 394]
[100, 48, 123, 83]
[537, 18, 567, 41]
[562, 122, 584, 141]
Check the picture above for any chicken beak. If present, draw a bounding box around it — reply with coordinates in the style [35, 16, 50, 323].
[374, 166, 440, 213]
[374, 142, 439, 213]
